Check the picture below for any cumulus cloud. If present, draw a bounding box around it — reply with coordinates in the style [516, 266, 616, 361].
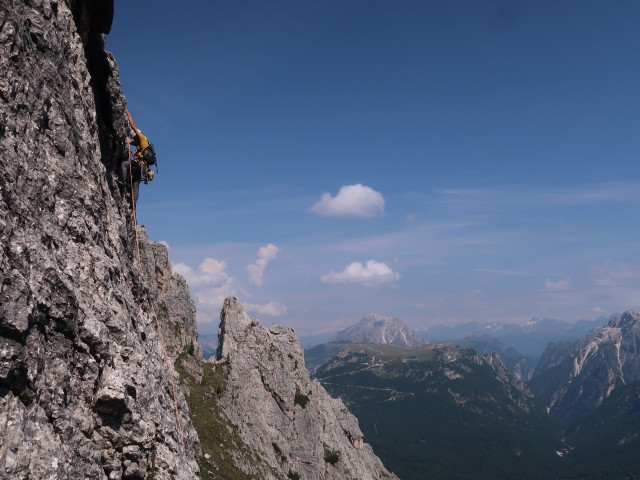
[173, 258, 237, 311]
[173, 258, 233, 288]
[321, 260, 400, 287]
[245, 302, 288, 317]
[544, 278, 571, 291]
[200, 258, 228, 275]
[196, 280, 237, 309]
[247, 244, 280, 286]
[309, 184, 385, 218]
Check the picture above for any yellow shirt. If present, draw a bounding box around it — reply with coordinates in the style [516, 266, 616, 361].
[134, 132, 150, 159]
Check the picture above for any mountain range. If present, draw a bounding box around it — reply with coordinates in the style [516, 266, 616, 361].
[310, 312, 640, 479]
[315, 343, 561, 480]
[424, 316, 605, 357]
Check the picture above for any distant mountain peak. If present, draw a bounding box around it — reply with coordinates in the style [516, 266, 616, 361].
[607, 310, 640, 330]
[331, 313, 425, 347]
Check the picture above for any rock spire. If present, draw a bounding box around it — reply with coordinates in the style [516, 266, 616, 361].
[215, 298, 398, 480]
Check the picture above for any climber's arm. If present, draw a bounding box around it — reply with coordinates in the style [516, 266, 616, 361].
[125, 107, 139, 135]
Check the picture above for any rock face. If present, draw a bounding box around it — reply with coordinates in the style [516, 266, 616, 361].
[530, 311, 640, 419]
[215, 298, 398, 480]
[0, 1, 201, 478]
[138, 227, 201, 361]
[331, 313, 425, 347]
[532, 340, 576, 376]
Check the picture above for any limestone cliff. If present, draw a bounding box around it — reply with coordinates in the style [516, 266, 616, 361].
[0, 1, 200, 478]
[212, 298, 398, 480]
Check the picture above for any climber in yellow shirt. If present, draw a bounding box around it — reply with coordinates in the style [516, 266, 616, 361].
[122, 107, 147, 205]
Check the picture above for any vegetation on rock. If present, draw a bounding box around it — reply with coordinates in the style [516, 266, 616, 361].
[175, 354, 256, 480]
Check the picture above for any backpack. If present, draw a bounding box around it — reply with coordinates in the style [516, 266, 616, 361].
[138, 143, 157, 184]
[140, 143, 157, 166]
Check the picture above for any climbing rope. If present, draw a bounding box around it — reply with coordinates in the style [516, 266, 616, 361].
[127, 144, 184, 447]
[127, 145, 142, 265]
[151, 304, 186, 447]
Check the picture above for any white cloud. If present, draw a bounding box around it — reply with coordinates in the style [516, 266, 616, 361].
[321, 260, 400, 287]
[309, 184, 385, 218]
[200, 258, 228, 275]
[197, 280, 237, 309]
[247, 244, 280, 286]
[173, 258, 237, 312]
[173, 258, 233, 288]
[245, 302, 288, 317]
[544, 278, 571, 291]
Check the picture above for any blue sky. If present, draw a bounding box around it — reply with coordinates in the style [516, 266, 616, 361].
[108, 0, 640, 335]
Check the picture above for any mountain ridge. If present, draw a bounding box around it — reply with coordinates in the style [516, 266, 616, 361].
[530, 311, 640, 419]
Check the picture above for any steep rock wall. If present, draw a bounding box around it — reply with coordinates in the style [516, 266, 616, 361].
[0, 1, 200, 478]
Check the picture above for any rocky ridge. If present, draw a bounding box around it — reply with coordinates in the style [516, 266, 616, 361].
[530, 311, 640, 419]
[213, 298, 398, 480]
[317, 343, 534, 414]
[453, 334, 535, 381]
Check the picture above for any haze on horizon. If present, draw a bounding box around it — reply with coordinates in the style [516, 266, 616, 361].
[109, 0, 640, 336]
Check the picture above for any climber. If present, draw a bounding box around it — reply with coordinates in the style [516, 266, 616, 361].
[122, 107, 150, 206]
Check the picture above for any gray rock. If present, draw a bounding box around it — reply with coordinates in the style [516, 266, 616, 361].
[0, 1, 200, 478]
[137, 226, 202, 361]
[530, 310, 640, 419]
[215, 297, 398, 480]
